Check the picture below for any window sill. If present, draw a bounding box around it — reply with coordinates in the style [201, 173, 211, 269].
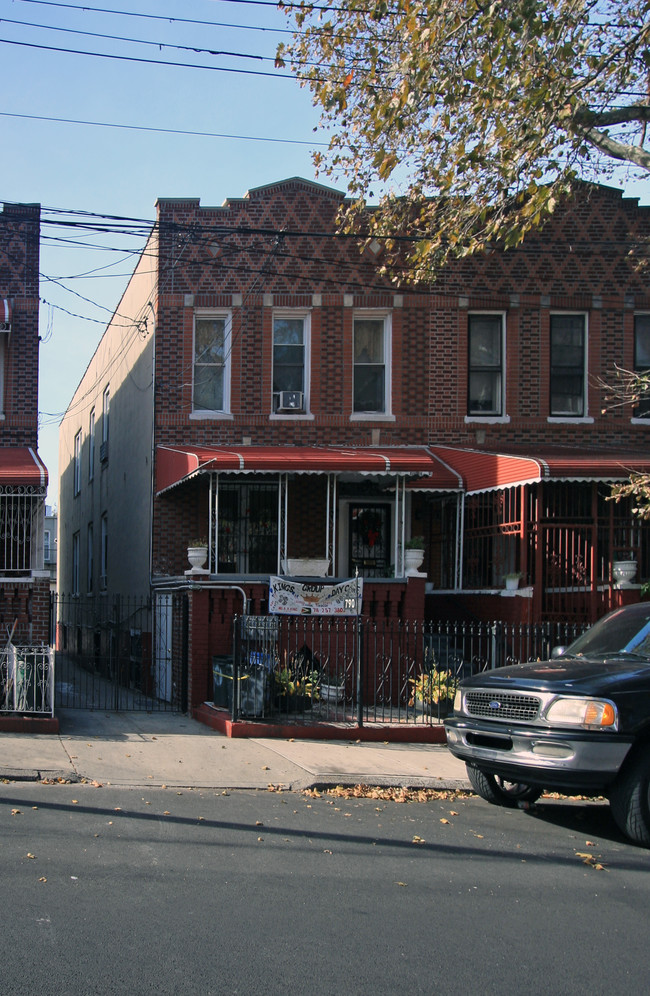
[547, 416, 594, 424]
[464, 415, 510, 424]
[349, 413, 395, 422]
[630, 418, 650, 425]
[269, 412, 314, 421]
[189, 411, 234, 421]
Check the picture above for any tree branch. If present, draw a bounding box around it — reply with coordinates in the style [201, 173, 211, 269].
[572, 121, 650, 170]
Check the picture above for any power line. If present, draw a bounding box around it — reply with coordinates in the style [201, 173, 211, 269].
[0, 110, 326, 148]
[11, 0, 300, 33]
[0, 36, 298, 79]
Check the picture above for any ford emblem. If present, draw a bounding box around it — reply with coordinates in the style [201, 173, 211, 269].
[489, 700, 501, 710]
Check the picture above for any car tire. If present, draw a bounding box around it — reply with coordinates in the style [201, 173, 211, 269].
[466, 764, 542, 807]
[609, 748, 650, 847]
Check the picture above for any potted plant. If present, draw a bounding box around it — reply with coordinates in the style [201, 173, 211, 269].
[282, 557, 330, 576]
[405, 536, 425, 575]
[504, 572, 521, 591]
[187, 537, 208, 572]
[273, 665, 318, 712]
[319, 666, 345, 703]
[408, 669, 458, 718]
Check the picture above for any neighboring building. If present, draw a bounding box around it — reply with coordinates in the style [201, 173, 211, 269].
[44, 505, 57, 590]
[0, 202, 49, 644]
[58, 178, 650, 712]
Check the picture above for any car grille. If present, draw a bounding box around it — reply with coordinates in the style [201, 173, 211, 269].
[465, 689, 541, 723]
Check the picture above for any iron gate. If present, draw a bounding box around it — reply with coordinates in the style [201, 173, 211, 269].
[53, 593, 183, 711]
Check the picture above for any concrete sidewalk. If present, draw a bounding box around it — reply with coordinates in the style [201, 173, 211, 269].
[0, 710, 470, 791]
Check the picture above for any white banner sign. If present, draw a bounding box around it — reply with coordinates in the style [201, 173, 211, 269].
[269, 576, 363, 616]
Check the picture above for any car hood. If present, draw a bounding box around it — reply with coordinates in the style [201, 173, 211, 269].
[462, 655, 650, 695]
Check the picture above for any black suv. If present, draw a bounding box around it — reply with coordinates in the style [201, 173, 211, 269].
[444, 602, 650, 846]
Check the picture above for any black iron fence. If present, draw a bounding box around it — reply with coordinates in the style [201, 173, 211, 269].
[219, 615, 587, 727]
[54, 593, 179, 711]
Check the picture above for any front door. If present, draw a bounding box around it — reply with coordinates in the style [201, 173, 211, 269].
[349, 504, 391, 578]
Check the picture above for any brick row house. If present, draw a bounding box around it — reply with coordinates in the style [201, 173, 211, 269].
[58, 178, 650, 714]
[0, 201, 51, 720]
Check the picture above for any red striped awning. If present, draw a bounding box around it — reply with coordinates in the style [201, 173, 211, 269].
[156, 444, 461, 494]
[409, 446, 650, 495]
[0, 299, 11, 329]
[0, 447, 48, 487]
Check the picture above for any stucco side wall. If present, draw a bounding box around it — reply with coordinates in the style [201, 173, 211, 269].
[58, 233, 158, 599]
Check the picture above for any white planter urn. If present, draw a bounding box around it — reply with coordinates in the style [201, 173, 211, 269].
[405, 549, 425, 576]
[187, 545, 209, 574]
[282, 558, 330, 576]
[612, 560, 638, 587]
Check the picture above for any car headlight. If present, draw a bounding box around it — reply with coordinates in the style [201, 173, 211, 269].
[453, 688, 462, 713]
[545, 696, 617, 729]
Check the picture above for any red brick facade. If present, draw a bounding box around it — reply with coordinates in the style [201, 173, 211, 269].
[0, 202, 48, 647]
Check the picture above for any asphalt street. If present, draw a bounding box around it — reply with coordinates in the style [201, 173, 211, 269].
[0, 782, 647, 996]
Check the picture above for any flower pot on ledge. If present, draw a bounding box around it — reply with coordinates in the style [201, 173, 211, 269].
[186, 545, 209, 575]
[282, 558, 330, 576]
[405, 549, 425, 576]
[612, 560, 638, 587]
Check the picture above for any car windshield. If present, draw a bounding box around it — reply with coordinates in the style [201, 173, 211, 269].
[565, 606, 650, 659]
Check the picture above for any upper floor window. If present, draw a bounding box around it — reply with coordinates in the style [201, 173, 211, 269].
[44, 530, 51, 562]
[353, 313, 390, 414]
[550, 314, 586, 417]
[72, 531, 80, 596]
[100, 514, 108, 590]
[87, 522, 94, 593]
[468, 313, 504, 416]
[273, 313, 309, 413]
[89, 408, 95, 480]
[634, 314, 650, 418]
[73, 430, 82, 496]
[193, 313, 231, 413]
[101, 386, 110, 463]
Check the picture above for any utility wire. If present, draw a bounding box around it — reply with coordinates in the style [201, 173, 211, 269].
[0, 110, 326, 147]
[0, 36, 299, 79]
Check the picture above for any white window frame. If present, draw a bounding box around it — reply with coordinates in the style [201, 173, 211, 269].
[87, 521, 94, 593]
[102, 386, 110, 443]
[547, 312, 593, 423]
[73, 430, 82, 496]
[632, 312, 650, 422]
[465, 311, 509, 422]
[191, 310, 232, 419]
[72, 531, 80, 596]
[351, 310, 393, 420]
[271, 309, 312, 418]
[88, 407, 95, 480]
[100, 514, 108, 590]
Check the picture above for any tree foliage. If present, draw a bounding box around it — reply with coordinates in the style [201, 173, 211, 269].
[277, 0, 650, 279]
[600, 366, 650, 518]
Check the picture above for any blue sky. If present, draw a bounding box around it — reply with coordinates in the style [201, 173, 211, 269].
[1, 0, 648, 506]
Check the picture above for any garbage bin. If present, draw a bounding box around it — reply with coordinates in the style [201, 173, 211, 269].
[237, 652, 274, 717]
[212, 655, 233, 710]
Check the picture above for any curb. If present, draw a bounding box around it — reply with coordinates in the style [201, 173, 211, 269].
[0, 768, 80, 783]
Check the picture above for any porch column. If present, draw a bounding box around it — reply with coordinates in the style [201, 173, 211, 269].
[327, 473, 337, 574]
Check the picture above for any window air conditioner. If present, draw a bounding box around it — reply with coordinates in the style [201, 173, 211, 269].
[277, 391, 304, 412]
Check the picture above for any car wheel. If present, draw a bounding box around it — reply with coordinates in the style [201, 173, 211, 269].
[609, 748, 650, 847]
[466, 764, 542, 807]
